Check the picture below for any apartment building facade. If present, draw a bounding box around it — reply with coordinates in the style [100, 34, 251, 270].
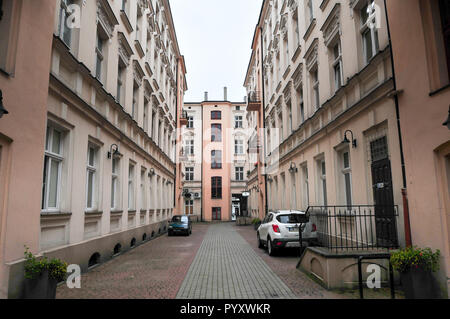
[1, 0, 187, 298]
[386, 0, 450, 298]
[179, 93, 249, 222]
[245, 0, 407, 245]
[0, 0, 57, 299]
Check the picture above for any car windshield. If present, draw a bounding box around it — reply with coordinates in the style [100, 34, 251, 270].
[172, 216, 188, 223]
[277, 214, 303, 224]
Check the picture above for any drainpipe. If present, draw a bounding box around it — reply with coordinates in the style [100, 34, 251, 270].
[260, 26, 269, 217]
[384, 0, 412, 247]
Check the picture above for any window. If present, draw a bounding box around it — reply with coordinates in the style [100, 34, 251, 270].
[117, 63, 125, 104]
[333, 41, 343, 91]
[42, 126, 64, 211]
[311, 68, 320, 110]
[212, 207, 222, 220]
[211, 150, 222, 169]
[301, 165, 309, 209]
[235, 139, 244, 155]
[128, 163, 135, 210]
[298, 87, 305, 124]
[132, 84, 138, 120]
[278, 111, 284, 141]
[121, 0, 129, 15]
[307, 0, 314, 25]
[236, 106, 241, 111]
[96, 30, 106, 81]
[439, 0, 450, 78]
[360, 0, 379, 64]
[187, 116, 194, 129]
[143, 101, 149, 133]
[185, 200, 194, 215]
[140, 169, 146, 210]
[211, 111, 221, 120]
[184, 139, 194, 156]
[211, 177, 222, 199]
[235, 116, 243, 128]
[0, 0, 20, 72]
[86, 144, 98, 210]
[111, 157, 120, 209]
[185, 167, 194, 181]
[342, 151, 353, 207]
[317, 159, 327, 206]
[58, 0, 75, 47]
[235, 167, 244, 181]
[287, 101, 292, 135]
[211, 124, 222, 142]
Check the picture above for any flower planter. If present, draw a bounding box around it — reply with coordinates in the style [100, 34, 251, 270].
[400, 269, 442, 299]
[23, 270, 58, 299]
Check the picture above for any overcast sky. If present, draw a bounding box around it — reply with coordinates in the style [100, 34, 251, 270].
[169, 0, 263, 102]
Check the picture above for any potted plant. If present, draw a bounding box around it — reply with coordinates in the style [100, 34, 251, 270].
[390, 246, 441, 299]
[23, 247, 68, 299]
[251, 218, 261, 230]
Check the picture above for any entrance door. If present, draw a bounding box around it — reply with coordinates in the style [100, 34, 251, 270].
[370, 137, 398, 247]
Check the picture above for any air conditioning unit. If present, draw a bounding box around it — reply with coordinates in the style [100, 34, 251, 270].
[194, 192, 201, 199]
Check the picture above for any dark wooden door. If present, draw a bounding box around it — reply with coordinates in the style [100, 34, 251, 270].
[371, 158, 398, 247]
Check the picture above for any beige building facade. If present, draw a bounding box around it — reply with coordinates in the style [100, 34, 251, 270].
[179, 92, 250, 222]
[245, 0, 407, 246]
[1, 0, 187, 298]
[386, 0, 450, 298]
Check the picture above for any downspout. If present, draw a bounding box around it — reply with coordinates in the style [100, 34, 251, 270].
[384, 0, 412, 247]
[260, 26, 269, 217]
[174, 58, 179, 211]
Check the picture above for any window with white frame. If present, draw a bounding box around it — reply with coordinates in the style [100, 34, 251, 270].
[95, 30, 106, 81]
[235, 167, 244, 181]
[360, 0, 379, 64]
[111, 156, 120, 210]
[341, 151, 353, 207]
[128, 163, 135, 210]
[333, 41, 343, 91]
[235, 115, 243, 128]
[42, 126, 64, 211]
[287, 100, 293, 135]
[132, 84, 138, 120]
[184, 138, 194, 156]
[86, 144, 99, 210]
[59, 0, 75, 47]
[301, 164, 309, 210]
[185, 167, 194, 181]
[185, 199, 194, 215]
[311, 68, 320, 110]
[317, 159, 327, 206]
[307, 0, 314, 25]
[187, 116, 194, 129]
[235, 139, 244, 155]
[140, 168, 146, 210]
[117, 62, 126, 104]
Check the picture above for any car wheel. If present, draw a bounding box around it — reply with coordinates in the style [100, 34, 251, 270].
[267, 238, 276, 256]
[189, 228, 192, 235]
[257, 233, 264, 249]
[168, 231, 172, 237]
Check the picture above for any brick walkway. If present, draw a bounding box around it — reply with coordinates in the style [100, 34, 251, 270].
[176, 223, 297, 299]
[56, 224, 209, 299]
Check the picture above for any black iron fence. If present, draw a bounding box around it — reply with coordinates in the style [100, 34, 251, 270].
[306, 205, 399, 252]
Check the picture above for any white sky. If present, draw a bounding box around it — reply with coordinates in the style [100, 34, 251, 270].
[169, 0, 263, 102]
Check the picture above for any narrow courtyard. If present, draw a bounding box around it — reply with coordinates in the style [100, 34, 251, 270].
[56, 223, 343, 299]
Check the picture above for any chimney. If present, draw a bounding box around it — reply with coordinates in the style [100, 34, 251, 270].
[224, 87, 228, 101]
[204, 91, 208, 101]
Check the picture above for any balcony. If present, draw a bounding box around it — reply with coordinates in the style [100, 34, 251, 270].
[180, 110, 188, 126]
[246, 91, 262, 112]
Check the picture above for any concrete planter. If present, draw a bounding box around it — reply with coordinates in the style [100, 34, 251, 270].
[400, 269, 442, 299]
[23, 270, 57, 299]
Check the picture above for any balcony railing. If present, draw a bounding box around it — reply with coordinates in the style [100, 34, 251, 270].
[306, 205, 399, 252]
[180, 110, 188, 126]
[247, 91, 262, 112]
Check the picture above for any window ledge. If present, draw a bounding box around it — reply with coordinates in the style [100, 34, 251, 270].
[85, 210, 103, 216]
[111, 210, 124, 215]
[41, 211, 72, 217]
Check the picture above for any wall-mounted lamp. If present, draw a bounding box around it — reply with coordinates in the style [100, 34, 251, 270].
[342, 130, 357, 148]
[107, 144, 121, 159]
[288, 162, 298, 173]
[148, 168, 155, 177]
[0, 90, 9, 118]
[267, 175, 273, 183]
[443, 106, 450, 130]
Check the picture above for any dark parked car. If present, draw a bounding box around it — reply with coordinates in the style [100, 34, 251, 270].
[168, 215, 192, 236]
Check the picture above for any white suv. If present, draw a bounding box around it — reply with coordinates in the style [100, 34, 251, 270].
[256, 210, 318, 256]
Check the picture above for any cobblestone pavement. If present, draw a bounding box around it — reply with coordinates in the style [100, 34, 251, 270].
[235, 225, 346, 299]
[176, 223, 298, 299]
[56, 223, 209, 299]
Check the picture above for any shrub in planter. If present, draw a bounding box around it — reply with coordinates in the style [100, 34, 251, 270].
[390, 246, 441, 299]
[23, 247, 68, 299]
[251, 218, 261, 230]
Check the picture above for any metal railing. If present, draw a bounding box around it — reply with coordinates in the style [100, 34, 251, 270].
[306, 205, 399, 252]
[247, 91, 262, 103]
